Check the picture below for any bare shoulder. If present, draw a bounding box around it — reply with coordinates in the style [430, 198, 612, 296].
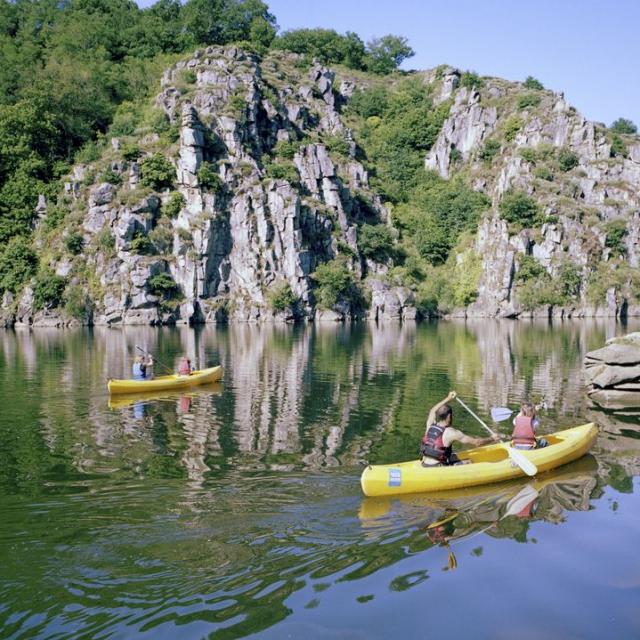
[443, 428, 464, 445]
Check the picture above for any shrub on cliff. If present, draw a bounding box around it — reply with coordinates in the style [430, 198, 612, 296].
[312, 259, 363, 310]
[523, 76, 544, 90]
[64, 233, 84, 255]
[604, 219, 628, 257]
[610, 118, 637, 134]
[197, 162, 224, 193]
[610, 134, 628, 158]
[268, 282, 298, 313]
[348, 87, 389, 118]
[557, 148, 579, 171]
[147, 272, 179, 297]
[33, 270, 66, 310]
[479, 139, 501, 162]
[140, 154, 175, 190]
[0, 237, 38, 294]
[517, 94, 542, 110]
[460, 71, 483, 90]
[503, 116, 523, 142]
[499, 191, 541, 228]
[162, 192, 185, 219]
[358, 224, 396, 262]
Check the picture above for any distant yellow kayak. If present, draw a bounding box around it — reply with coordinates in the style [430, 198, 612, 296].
[360, 423, 598, 497]
[108, 382, 223, 408]
[108, 366, 223, 395]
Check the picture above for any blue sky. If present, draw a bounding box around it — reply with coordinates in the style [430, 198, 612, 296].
[137, 0, 640, 127]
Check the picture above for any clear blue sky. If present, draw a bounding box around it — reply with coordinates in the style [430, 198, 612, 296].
[137, 0, 640, 127]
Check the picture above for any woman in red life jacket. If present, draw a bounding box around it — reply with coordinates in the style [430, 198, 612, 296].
[178, 357, 192, 376]
[511, 401, 548, 449]
[420, 391, 499, 467]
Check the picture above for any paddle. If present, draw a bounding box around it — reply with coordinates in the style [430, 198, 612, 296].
[135, 345, 173, 375]
[455, 397, 538, 477]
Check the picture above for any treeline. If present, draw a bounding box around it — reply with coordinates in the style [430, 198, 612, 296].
[0, 0, 412, 296]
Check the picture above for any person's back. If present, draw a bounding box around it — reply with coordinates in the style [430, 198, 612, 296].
[132, 357, 146, 380]
[178, 357, 192, 376]
[511, 401, 547, 449]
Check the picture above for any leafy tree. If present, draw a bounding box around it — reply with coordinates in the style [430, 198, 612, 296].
[268, 282, 298, 312]
[147, 272, 179, 296]
[0, 236, 38, 294]
[358, 224, 395, 262]
[610, 118, 637, 134]
[312, 259, 362, 310]
[517, 94, 541, 110]
[604, 219, 628, 257]
[523, 76, 544, 90]
[140, 153, 175, 189]
[348, 87, 389, 118]
[365, 35, 414, 74]
[499, 191, 541, 228]
[610, 133, 628, 158]
[503, 116, 523, 142]
[557, 147, 579, 171]
[33, 269, 66, 310]
[197, 161, 224, 193]
[460, 71, 482, 90]
[162, 191, 185, 219]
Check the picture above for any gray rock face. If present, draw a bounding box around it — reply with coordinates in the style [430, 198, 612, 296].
[585, 333, 640, 408]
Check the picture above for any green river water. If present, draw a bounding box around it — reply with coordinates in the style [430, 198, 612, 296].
[1, 320, 639, 639]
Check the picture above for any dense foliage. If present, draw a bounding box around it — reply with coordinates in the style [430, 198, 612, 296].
[610, 118, 637, 134]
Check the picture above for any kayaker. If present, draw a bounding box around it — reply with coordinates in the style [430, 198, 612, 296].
[178, 357, 193, 376]
[421, 391, 499, 466]
[132, 355, 153, 380]
[511, 401, 548, 449]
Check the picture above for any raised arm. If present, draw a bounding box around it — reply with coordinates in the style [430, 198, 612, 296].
[426, 391, 457, 430]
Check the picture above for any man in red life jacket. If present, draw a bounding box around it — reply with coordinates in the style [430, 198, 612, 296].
[421, 391, 499, 466]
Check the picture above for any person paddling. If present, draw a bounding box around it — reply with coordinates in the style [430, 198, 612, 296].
[421, 391, 499, 467]
[511, 401, 548, 450]
[132, 354, 153, 380]
[178, 357, 193, 376]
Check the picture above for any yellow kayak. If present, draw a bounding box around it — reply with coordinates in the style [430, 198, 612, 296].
[108, 365, 223, 395]
[360, 423, 598, 497]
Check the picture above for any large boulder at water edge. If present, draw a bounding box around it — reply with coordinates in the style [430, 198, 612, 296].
[585, 333, 640, 408]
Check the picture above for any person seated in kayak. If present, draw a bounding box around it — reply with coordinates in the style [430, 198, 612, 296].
[511, 401, 548, 450]
[178, 357, 193, 376]
[132, 355, 153, 380]
[421, 391, 499, 466]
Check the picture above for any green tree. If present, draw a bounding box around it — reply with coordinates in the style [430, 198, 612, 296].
[523, 76, 544, 90]
[140, 153, 175, 189]
[365, 35, 414, 74]
[0, 236, 38, 294]
[358, 224, 395, 262]
[610, 118, 637, 134]
[499, 191, 541, 228]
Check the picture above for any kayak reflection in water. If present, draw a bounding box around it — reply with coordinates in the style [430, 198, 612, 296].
[420, 391, 499, 467]
[132, 355, 154, 380]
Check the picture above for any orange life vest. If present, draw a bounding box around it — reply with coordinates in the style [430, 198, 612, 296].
[512, 415, 536, 448]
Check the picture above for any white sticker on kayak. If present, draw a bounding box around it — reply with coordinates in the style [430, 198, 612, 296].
[388, 468, 402, 487]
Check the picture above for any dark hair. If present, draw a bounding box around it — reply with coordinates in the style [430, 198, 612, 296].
[436, 404, 453, 422]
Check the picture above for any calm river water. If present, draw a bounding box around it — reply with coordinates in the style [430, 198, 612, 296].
[1, 320, 639, 639]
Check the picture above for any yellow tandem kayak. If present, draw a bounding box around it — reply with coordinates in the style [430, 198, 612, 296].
[360, 423, 598, 497]
[107, 365, 223, 395]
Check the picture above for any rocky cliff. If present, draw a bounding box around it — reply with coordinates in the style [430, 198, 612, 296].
[5, 49, 640, 326]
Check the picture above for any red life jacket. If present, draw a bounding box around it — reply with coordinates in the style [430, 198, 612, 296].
[178, 360, 191, 375]
[421, 424, 453, 463]
[512, 415, 536, 448]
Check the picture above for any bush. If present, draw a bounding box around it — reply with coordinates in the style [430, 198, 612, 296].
[140, 154, 175, 190]
[452, 250, 482, 306]
[517, 94, 542, 110]
[129, 232, 154, 255]
[64, 285, 91, 319]
[610, 118, 637, 134]
[122, 144, 141, 161]
[149, 224, 174, 254]
[323, 134, 351, 158]
[610, 134, 628, 158]
[557, 262, 582, 299]
[523, 76, 544, 90]
[0, 236, 38, 294]
[503, 116, 523, 142]
[197, 162, 224, 193]
[147, 272, 179, 297]
[479, 139, 501, 162]
[557, 147, 579, 171]
[272, 139, 299, 160]
[604, 219, 628, 257]
[268, 282, 298, 312]
[96, 227, 115, 251]
[162, 192, 185, 219]
[312, 259, 362, 310]
[460, 71, 483, 89]
[499, 191, 541, 228]
[534, 166, 554, 181]
[33, 270, 66, 310]
[449, 147, 462, 164]
[64, 233, 84, 255]
[181, 69, 197, 85]
[519, 148, 537, 163]
[587, 262, 640, 304]
[358, 224, 395, 262]
[101, 167, 122, 185]
[348, 87, 389, 118]
[265, 161, 299, 184]
[365, 35, 415, 74]
[515, 254, 547, 283]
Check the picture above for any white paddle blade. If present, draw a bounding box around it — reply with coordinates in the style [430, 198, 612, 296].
[506, 447, 538, 476]
[491, 407, 513, 422]
[504, 484, 539, 517]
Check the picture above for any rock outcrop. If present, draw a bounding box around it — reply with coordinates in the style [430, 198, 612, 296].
[585, 333, 640, 408]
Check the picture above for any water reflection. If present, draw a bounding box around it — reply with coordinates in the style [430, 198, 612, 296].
[1, 321, 640, 639]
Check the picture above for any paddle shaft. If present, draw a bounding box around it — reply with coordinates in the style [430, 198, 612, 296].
[455, 397, 498, 438]
[136, 345, 173, 374]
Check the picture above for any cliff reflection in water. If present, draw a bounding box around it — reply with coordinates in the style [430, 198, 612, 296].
[1, 319, 640, 488]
